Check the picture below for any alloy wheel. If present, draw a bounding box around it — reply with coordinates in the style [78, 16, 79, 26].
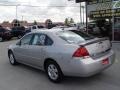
[9, 54, 15, 64]
[48, 64, 59, 80]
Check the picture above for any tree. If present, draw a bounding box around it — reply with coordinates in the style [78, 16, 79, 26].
[33, 20, 37, 25]
[64, 18, 69, 26]
[70, 18, 74, 24]
[45, 19, 53, 29]
[12, 19, 20, 27]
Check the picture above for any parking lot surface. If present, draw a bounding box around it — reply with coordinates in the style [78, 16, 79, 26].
[0, 40, 120, 90]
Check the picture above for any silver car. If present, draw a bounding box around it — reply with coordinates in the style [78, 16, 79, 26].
[8, 29, 115, 83]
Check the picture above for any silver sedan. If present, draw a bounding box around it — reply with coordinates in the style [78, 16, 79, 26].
[8, 29, 115, 83]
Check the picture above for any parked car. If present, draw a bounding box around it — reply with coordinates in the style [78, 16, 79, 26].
[113, 23, 120, 41]
[8, 29, 115, 83]
[0, 27, 12, 42]
[29, 25, 44, 31]
[52, 26, 78, 31]
[10, 26, 26, 39]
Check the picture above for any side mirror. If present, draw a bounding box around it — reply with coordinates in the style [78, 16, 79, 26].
[16, 40, 21, 46]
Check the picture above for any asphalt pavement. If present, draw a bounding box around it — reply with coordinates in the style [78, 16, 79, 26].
[0, 40, 120, 90]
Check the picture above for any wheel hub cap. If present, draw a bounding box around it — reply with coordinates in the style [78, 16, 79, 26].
[10, 54, 14, 64]
[48, 64, 58, 80]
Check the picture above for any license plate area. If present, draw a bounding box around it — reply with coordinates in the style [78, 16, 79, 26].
[102, 58, 109, 65]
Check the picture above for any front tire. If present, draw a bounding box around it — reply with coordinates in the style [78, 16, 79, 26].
[45, 61, 63, 83]
[8, 52, 18, 65]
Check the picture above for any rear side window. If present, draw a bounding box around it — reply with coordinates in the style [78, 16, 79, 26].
[31, 34, 46, 45]
[58, 30, 94, 44]
[31, 34, 53, 46]
[45, 36, 53, 45]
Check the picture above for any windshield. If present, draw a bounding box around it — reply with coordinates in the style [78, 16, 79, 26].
[58, 30, 94, 44]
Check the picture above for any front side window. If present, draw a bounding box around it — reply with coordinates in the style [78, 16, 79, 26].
[20, 34, 33, 45]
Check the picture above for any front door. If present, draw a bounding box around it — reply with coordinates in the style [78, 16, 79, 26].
[14, 34, 34, 64]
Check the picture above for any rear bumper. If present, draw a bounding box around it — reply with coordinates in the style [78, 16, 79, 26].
[62, 50, 115, 77]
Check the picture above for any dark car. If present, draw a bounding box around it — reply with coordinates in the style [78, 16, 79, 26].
[11, 26, 26, 39]
[114, 23, 120, 41]
[0, 27, 12, 42]
[29, 25, 44, 31]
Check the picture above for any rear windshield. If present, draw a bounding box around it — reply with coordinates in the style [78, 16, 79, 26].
[57, 30, 94, 44]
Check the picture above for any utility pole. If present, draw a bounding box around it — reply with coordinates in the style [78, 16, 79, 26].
[22, 16, 23, 21]
[80, 3, 82, 25]
[15, 4, 21, 27]
[85, 1, 88, 34]
[81, 6, 85, 25]
[16, 5, 18, 20]
[15, 4, 20, 20]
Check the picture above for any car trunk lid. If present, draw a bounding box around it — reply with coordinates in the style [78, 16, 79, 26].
[79, 38, 111, 58]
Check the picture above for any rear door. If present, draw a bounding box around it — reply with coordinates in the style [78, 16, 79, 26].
[25, 33, 46, 67]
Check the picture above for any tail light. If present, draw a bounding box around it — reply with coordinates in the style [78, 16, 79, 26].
[73, 47, 89, 57]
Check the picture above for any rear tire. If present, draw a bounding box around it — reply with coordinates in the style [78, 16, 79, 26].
[45, 61, 63, 83]
[8, 51, 18, 65]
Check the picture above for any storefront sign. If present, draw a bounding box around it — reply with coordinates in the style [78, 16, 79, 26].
[87, 0, 112, 5]
[90, 9, 120, 18]
[87, 0, 120, 18]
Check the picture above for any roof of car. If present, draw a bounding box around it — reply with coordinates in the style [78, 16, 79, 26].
[32, 28, 62, 33]
[27, 28, 79, 35]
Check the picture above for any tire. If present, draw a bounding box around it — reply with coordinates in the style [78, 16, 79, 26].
[45, 61, 63, 83]
[17, 35, 22, 39]
[0, 37, 3, 42]
[7, 37, 12, 40]
[8, 51, 18, 65]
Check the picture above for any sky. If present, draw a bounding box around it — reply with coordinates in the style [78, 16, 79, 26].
[0, 0, 85, 23]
